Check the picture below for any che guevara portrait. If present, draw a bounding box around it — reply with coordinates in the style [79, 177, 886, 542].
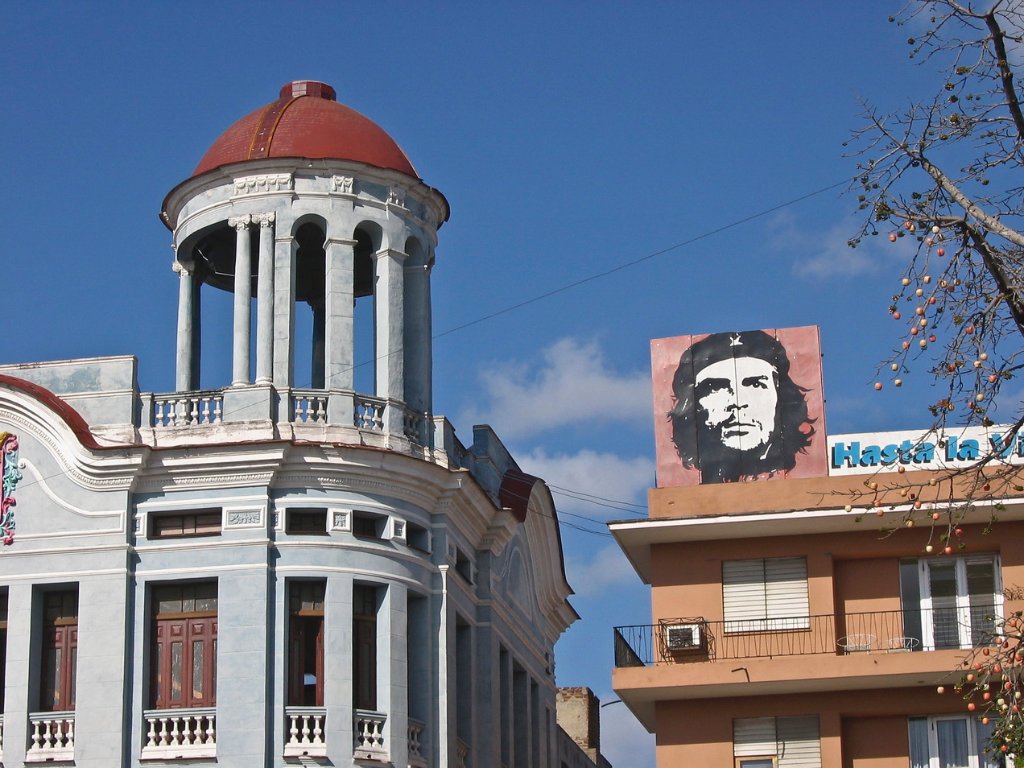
[650, 327, 827, 487]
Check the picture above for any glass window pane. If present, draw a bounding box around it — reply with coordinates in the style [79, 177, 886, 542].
[936, 718, 970, 768]
[967, 560, 996, 596]
[192, 638, 203, 700]
[171, 642, 182, 702]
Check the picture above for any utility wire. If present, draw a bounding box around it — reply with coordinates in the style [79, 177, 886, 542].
[0, 177, 847, 518]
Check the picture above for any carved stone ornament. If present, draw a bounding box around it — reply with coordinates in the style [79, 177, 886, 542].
[387, 187, 406, 207]
[227, 508, 263, 527]
[0, 432, 23, 545]
[233, 173, 294, 196]
[254, 212, 276, 228]
[331, 175, 354, 194]
[331, 510, 350, 531]
[228, 214, 252, 230]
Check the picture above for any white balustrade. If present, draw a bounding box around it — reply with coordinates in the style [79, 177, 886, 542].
[141, 708, 216, 759]
[403, 407, 428, 443]
[284, 707, 326, 757]
[0, 713, 4, 761]
[353, 709, 387, 761]
[354, 396, 386, 431]
[152, 391, 223, 426]
[26, 712, 74, 762]
[408, 718, 427, 767]
[290, 390, 329, 423]
[456, 737, 470, 768]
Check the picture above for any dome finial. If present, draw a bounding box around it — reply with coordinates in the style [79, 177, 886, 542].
[280, 81, 336, 101]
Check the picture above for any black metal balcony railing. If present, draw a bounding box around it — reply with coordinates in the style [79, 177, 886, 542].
[613, 605, 1000, 667]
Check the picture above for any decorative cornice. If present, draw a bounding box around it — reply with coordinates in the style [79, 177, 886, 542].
[232, 173, 293, 196]
[331, 175, 354, 194]
[0, 409, 138, 492]
[386, 187, 406, 208]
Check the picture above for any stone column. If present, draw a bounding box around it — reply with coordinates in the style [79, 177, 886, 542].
[375, 248, 406, 404]
[174, 259, 196, 391]
[382, 583, 409, 768]
[324, 237, 356, 392]
[229, 215, 252, 386]
[273, 232, 297, 388]
[403, 256, 433, 440]
[255, 213, 276, 385]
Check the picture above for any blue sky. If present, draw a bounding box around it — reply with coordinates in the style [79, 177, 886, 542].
[1, 2, 969, 764]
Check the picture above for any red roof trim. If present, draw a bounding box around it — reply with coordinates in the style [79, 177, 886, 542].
[0, 374, 102, 450]
[499, 469, 542, 524]
[248, 96, 299, 161]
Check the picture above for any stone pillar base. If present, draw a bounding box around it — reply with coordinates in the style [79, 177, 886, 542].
[222, 385, 276, 423]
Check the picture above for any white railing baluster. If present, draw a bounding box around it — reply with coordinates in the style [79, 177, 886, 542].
[141, 709, 216, 759]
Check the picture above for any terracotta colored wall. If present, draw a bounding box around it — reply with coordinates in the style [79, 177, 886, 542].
[654, 688, 972, 767]
[649, 521, 1024, 626]
[842, 716, 909, 768]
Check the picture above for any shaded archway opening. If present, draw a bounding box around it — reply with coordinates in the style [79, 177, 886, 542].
[353, 227, 376, 395]
[295, 222, 326, 389]
[189, 223, 260, 389]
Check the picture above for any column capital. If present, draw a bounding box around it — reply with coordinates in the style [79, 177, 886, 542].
[324, 237, 359, 248]
[228, 214, 252, 230]
[254, 212, 276, 227]
[172, 260, 193, 276]
[375, 247, 408, 263]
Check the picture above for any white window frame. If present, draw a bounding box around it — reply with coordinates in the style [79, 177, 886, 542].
[724, 557, 810, 633]
[911, 714, 1006, 768]
[733, 716, 820, 768]
[918, 554, 1002, 652]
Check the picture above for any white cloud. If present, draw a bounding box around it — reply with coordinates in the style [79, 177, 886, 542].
[598, 694, 656, 768]
[518, 447, 652, 520]
[460, 337, 651, 440]
[767, 210, 914, 281]
[564, 544, 643, 599]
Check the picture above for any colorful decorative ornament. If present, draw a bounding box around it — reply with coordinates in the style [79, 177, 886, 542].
[1, 432, 22, 545]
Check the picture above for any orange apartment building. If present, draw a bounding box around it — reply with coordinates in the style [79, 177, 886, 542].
[613, 329, 1022, 768]
[611, 458, 1024, 767]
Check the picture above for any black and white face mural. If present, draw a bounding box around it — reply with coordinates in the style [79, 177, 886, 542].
[651, 328, 827, 486]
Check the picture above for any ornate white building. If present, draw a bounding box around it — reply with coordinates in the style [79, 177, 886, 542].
[0, 80, 609, 768]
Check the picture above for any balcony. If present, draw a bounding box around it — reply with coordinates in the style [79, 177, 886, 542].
[613, 605, 1000, 666]
[353, 709, 387, 761]
[141, 708, 216, 760]
[147, 388, 430, 445]
[408, 718, 428, 768]
[284, 706, 326, 758]
[26, 712, 74, 762]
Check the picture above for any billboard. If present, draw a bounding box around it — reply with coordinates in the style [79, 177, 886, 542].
[651, 326, 827, 487]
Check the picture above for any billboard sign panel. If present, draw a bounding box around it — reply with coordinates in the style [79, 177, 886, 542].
[651, 326, 827, 487]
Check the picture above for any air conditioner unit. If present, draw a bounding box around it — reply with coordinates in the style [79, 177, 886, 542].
[665, 623, 706, 653]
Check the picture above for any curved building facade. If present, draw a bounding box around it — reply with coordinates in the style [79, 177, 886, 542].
[0, 82, 607, 768]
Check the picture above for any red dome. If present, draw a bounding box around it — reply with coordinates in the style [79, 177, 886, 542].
[192, 81, 418, 178]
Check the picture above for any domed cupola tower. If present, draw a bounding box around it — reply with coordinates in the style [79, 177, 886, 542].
[160, 81, 449, 445]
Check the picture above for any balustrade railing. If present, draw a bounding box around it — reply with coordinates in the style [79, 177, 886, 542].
[353, 709, 387, 761]
[456, 737, 470, 768]
[290, 390, 328, 424]
[26, 712, 74, 762]
[152, 391, 223, 426]
[354, 395, 386, 431]
[408, 718, 428, 767]
[283, 706, 326, 757]
[403, 407, 429, 444]
[0, 714, 4, 761]
[614, 605, 1001, 666]
[149, 387, 434, 446]
[141, 708, 216, 759]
